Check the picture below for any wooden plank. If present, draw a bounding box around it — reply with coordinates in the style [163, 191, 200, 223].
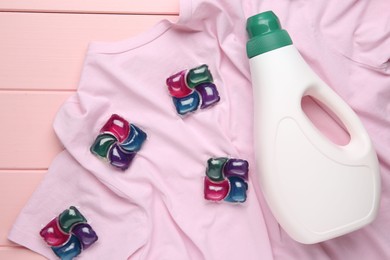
[0, 170, 46, 247]
[0, 0, 179, 15]
[0, 91, 72, 169]
[0, 246, 45, 259]
[0, 12, 178, 90]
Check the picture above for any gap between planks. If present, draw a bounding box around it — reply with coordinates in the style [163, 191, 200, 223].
[0, 89, 76, 93]
[0, 10, 179, 16]
[0, 169, 49, 173]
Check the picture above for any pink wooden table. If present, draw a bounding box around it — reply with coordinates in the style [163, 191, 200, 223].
[0, 1, 179, 258]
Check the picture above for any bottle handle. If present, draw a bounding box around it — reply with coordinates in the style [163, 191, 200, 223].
[300, 83, 372, 163]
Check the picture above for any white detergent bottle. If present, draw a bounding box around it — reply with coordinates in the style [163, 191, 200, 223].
[246, 11, 381, 244]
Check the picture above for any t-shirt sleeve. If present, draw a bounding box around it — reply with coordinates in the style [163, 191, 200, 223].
[8, 151, 148, 260]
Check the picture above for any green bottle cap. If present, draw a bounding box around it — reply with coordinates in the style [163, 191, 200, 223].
[246, 11, 293, 58]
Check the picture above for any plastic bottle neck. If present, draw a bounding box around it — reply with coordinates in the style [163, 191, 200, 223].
[246, 11, 293, 58]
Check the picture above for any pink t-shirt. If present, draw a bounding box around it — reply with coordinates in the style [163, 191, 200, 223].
[10, 1, 274, 259]
[9, 0, 390, 259]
